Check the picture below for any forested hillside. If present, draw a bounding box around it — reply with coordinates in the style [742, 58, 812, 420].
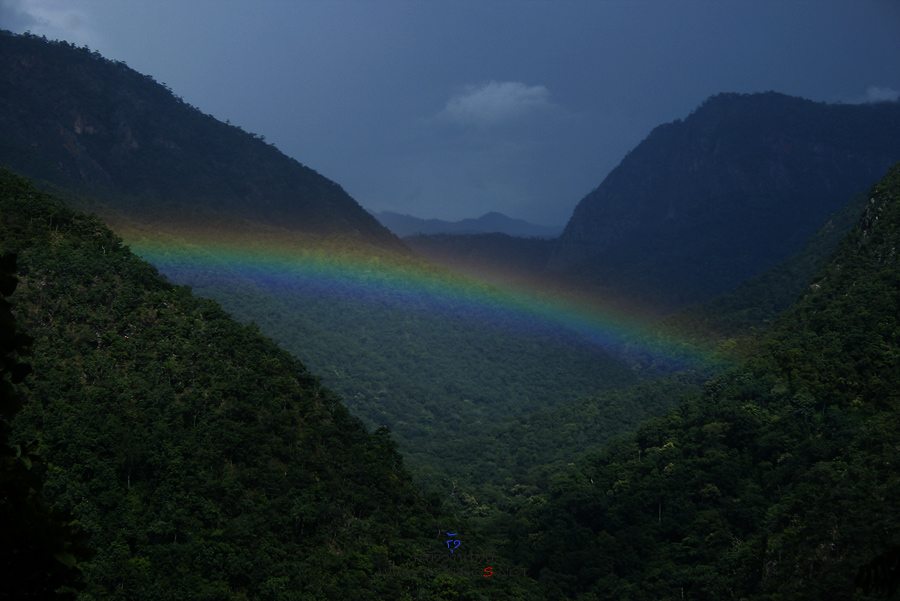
[413, 372, 708, 520]
[496, 162, 900, 600]
[623, 188, 872, 363]
[0, 169, 544, 600]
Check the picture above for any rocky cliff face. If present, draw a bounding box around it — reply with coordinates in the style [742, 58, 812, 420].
[548, 92, 900, 312]
[0, 31, 402, 248]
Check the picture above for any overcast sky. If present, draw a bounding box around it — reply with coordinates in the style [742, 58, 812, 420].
[3, 0, 899, 225]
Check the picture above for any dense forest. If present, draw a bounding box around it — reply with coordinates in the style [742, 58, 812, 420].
[6, 160, 900, 599]
[0, 170, 544, 600]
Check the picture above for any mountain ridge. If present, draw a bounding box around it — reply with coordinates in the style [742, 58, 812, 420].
[382, 92, 900, 320]
[375, 210, 563, 238]
[0, 30, 405, 251]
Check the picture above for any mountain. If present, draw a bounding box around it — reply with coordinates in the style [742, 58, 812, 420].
[499, 161, 900, 600]
[0, 30, 402, 248]
[548, 92, 900, 312]
[375, 210, 563, 238]
[0, 169, 546, 600]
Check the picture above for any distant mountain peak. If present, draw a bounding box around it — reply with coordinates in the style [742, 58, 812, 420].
[375, 210, 564, 238]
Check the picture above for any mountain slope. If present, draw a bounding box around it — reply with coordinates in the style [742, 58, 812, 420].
[549, 92, 900, 312]
[0, 30, 401, 247]
[508, 161, 900, 600]
[0, 169, 542, 600]
[624, 188, 872, 365]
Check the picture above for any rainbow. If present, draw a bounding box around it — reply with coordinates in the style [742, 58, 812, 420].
[115, 218, 734, 371]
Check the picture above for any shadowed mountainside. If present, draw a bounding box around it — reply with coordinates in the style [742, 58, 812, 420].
[0, 30, 403, 249]
[548, 92, 900, 311]
[404, 93, 900, 320]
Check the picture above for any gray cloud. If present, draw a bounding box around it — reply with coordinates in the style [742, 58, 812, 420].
[839, 86, 900, 105]
[1, 0, 97, 46]
[0, 0, 40, 30]
[440, 81, 554, 127]
[864, 86, 900, 103]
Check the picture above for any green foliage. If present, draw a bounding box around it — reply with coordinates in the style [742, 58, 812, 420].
[0, 169, 543, 600]
[857, 545, 900, 599]
[409, 372, 705, 520]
